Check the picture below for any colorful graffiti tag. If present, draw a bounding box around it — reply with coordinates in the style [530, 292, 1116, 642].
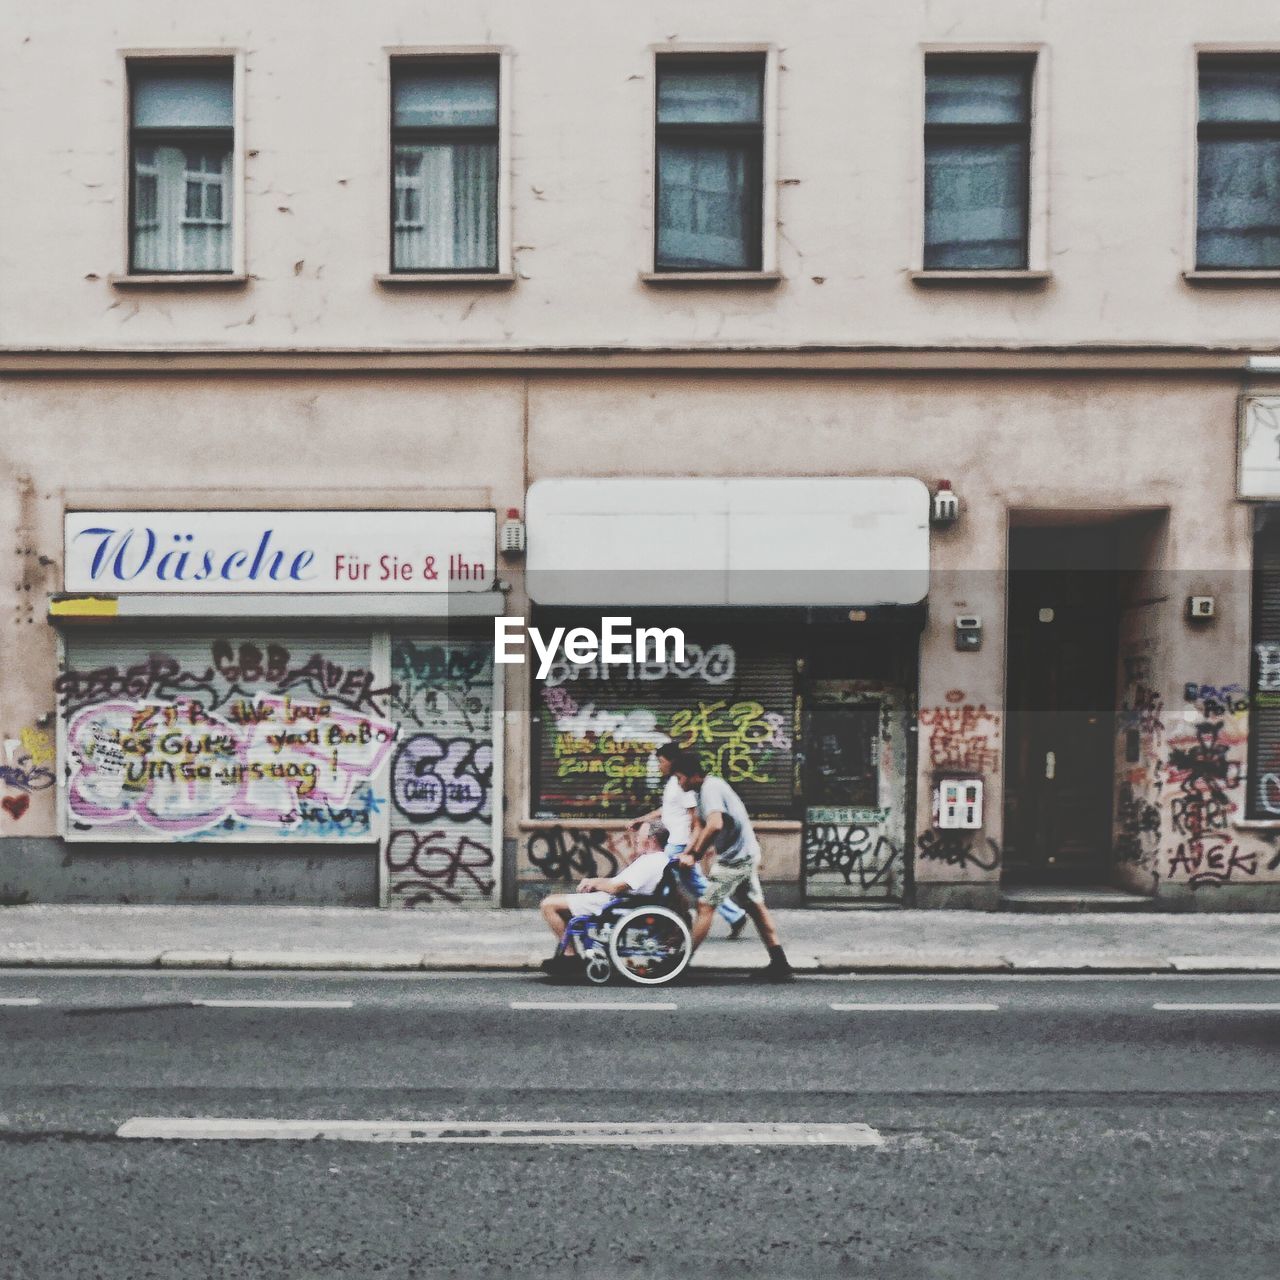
[66, 694, 396, 837]
[535, 639, 796, 819]
[918, 702, 1001, 773]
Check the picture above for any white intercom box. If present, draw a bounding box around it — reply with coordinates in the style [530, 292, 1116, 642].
[937, 779, 983, 830]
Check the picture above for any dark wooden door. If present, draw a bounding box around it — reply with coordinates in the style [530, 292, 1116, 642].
[1004, 527, 1119, 884]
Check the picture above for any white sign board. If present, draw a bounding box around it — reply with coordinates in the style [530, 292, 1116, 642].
[64, 511, 496, 594]
[1240, 397, 1280, 498]
[526, 477, 929, 605]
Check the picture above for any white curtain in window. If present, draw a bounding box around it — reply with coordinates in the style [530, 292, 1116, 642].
[394, 143, 496, 270]
[924, 140, 1026, 269]
[1198, 138, 1280, 269]
[132, 144, 231, 272]
[657, 143, 749, 270]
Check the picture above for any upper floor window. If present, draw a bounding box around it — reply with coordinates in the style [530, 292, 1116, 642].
[1197, 57, 1280, 271]
[923, 56, 1033, 270]
[391, 59, 499, 273]
[654, 55, 765, 272]
[128, 63, 234, 274]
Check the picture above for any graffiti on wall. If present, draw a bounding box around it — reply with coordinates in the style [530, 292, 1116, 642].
[524, 826, 632, 883]
[915, 828, 1001, 872]
[2, 726, 56, 820]
[918, 700, 1001, 773]
[1114, 653, 1164, 869]
[65, 694, 396, 838]
[1161, 683, 1252, 890]
[386, 640, 495, 908]
[803, 810, 901, 893]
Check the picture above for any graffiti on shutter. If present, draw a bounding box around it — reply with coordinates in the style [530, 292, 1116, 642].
[532, 629, 796, 822]
[386, 639, 496, 908]
[59, 635, 394, 841]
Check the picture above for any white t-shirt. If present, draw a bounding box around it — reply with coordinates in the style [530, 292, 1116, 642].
[616, 851, 669, 896]
[660, 774, 697, 846]
[565, 850, 669, 919]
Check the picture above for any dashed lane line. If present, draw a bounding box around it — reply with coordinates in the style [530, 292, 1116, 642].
[115, 1118, 884, 1146]
[1152, 1002, 1280, 1012]
[190, 999, 355, 1009]
[0, 997, 41, 1006]
[509, 1000, 678, 1011]
[829, 1001, 1001, 1012]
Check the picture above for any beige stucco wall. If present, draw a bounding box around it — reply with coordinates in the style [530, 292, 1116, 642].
[4, 0, 1280, 352]
[4, 367, 1279, 904]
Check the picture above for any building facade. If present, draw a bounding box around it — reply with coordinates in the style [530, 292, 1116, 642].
[4, 0, 1280, 910]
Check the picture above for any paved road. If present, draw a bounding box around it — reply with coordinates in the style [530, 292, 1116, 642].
[1, 971, 1278, 1279]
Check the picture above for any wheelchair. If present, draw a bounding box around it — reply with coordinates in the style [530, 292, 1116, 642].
[559, 864, 694, 987]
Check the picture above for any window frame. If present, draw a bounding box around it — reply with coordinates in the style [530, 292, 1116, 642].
[119, 50, 245, 283]
[381, 47, 513, 284]
[913, 45, 1048, 282]
[647, 44, 778, 281]
[1191, 50, 1280, 277]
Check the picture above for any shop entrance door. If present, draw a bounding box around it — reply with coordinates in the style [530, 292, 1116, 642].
[1004, 526, 1119, 884]
[803, 681, 909, 902]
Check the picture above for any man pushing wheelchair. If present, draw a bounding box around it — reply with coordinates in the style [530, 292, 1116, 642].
[539, 749, 794, 985]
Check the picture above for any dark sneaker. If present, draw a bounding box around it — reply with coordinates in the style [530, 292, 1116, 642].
[747, 964, 795, 983]
[541, 954, 578, 976]
[727, 915, 748, 941]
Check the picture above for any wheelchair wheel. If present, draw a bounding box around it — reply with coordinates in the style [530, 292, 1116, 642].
[583, 953, 613, 985]
[607, 905, 691, 986]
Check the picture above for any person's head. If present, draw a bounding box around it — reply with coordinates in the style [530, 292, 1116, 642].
[672, 750, 706, 791]
[655, 740, 681, 778]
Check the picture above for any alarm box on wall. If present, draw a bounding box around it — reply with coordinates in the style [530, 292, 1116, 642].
[936, 778, 983, 830]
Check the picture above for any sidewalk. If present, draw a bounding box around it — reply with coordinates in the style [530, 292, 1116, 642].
[2, 904, 1280, 972]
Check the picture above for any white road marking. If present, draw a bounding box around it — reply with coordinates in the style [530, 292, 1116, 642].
[829, 1001, 1000, 1012]
[190, 999, 354, 1009]
[116, 1118, 883, 1146]
[509, 1000, 677, 1011]
[1153, 1002, 1280, 1012]
[0, 997, 41, 1006]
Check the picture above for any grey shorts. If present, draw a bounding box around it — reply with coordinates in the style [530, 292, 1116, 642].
[702, 857, 764, 911]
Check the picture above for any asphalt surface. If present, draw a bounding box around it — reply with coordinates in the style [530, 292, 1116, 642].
[1, 971, 1278, 1279]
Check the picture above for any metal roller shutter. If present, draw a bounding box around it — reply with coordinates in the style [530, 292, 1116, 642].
[532, 614, 798, 819]
[58, 631, 389, 842]
[386, 637, 500, 908]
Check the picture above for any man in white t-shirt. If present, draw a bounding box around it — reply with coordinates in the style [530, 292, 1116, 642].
[538, 849, 671, 972]
[628, 742, 748, 937]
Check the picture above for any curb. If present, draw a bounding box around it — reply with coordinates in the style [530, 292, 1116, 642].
[2, 953, 1280, 973]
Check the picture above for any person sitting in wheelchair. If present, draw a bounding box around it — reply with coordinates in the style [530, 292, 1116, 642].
[539, 846, 674, 978]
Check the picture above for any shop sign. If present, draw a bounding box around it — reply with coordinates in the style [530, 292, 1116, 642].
[63, 510, 495, 594]
[1240, 397, 1280, 499]
[525, 477, 929, 605]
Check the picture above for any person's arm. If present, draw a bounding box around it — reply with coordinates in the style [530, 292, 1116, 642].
[679, 809, 722, 869]
[577, 874, 630, 894]
[688, 808, 704, 847]
[627, 806, 662, 830]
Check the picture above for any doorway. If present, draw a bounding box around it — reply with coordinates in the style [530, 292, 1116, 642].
[1003, 524, 1121, 884]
